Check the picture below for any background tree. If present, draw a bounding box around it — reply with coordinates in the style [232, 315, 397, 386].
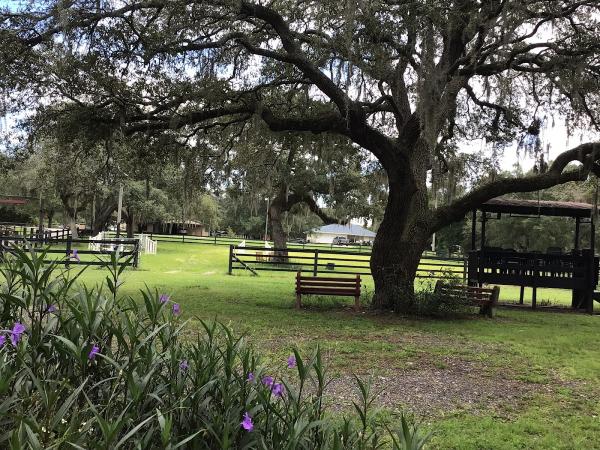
[121, 180, 170, 237]
[225, 124, 381, 249]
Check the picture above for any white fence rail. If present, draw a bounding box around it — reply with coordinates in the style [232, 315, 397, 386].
[139, 234, 157, 255]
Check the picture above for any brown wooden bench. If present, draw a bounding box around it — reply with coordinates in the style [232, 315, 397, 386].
[434, 281, 499, 317]
[295, 272, 361, 310]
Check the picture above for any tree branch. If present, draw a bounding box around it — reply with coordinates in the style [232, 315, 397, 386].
[431, 142, 600, 232]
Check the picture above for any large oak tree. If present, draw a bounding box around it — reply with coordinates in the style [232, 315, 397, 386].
[2, 0, 600, 311]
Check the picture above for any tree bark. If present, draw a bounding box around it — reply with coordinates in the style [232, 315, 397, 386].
[65, 211, 79, 239]
[92, 198, 117, 235]
[125, 213, 135, 238]
[269, 191, 289, 262]
[370, 150, 431, 312]
[47, 210, 54, 228]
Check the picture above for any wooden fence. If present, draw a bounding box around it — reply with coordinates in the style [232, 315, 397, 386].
[228, 245, 467, 280]
[125, 232, 377, 253]
[0, 235, 140, 268]
[0, 226, 71, 242]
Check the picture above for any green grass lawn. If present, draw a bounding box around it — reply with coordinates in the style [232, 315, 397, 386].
[57, 242, 600, 448]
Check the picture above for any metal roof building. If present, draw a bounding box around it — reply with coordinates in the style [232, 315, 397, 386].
[307, 224, 376, 244]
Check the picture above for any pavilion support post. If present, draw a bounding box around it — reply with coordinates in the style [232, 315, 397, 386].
[471, 210, 477, 251]
[574, 217, 581, 251]
[478, 212, 487, 288]
[480, 212, 487, 250]
[587, 214, 595, 314]
[519, 286, 525, 305]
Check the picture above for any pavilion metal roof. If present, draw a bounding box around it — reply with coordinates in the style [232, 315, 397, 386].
[0, 198, 28, 206]
[480, 197, 594, 218]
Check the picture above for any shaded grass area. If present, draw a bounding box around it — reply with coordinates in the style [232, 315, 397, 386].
[45, 243, 600, 448]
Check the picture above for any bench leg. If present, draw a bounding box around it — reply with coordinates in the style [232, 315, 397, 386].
[354, 295, 360, 311]
[479, 303, 493, 318]
[296, 293, 302, 309]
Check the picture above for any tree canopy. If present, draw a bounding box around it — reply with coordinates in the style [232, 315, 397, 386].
[2, 0, 600, 310]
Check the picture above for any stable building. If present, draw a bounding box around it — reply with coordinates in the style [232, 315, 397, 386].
[307, 224, 376, 244]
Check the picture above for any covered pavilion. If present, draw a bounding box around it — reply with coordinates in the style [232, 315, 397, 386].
[468, 197, 599, 313]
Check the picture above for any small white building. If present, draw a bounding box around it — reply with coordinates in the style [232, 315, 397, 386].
[307, 224, 376, 244]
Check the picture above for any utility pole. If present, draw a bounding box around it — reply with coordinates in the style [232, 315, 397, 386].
[38, 191, 44, 237]
[431, 189, 438, 253]
[91, 194, 96, 234]
[116, 184, 123, 237]
[264, 197, 269, 242]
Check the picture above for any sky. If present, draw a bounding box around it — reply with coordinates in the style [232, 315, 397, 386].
[494, 117, 598, 173]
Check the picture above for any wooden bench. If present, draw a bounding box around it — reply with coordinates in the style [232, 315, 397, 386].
[434, 281, 499, 317]
[295, 272, 361, 310]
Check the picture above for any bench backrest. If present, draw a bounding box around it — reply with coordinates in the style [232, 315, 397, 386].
[296, 272, 361, 296]
[434, 281, 499, 305]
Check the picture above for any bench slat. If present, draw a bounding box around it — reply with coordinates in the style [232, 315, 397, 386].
[298, 281, 359, 288]
[434, 281, 499, 317]
[437, 287, 493, 294]
[437, 291, 494, 300]
[297, 289, 358, 296]
[295, 272, 361, 311]
[297, 276, 359, 282]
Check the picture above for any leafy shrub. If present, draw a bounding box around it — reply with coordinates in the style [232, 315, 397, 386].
[414, 275, 473, 317]
[0, 246, 430, 449]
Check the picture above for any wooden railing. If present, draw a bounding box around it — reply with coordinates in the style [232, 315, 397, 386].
[0, 236, 140, 268]
[229, 245, 466, 279]
[468, 250, 599, 289]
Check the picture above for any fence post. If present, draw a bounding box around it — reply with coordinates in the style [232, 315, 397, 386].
[65, 234, 72, 269]
[313, 250, 319, 276]
[463, 256, 467, 282]
[228, 245, 233, 274]
[133, 240, 140, 268]
[182, 233, 185, 243]
[214, 234, 217, 245]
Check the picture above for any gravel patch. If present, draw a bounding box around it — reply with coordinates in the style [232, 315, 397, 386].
[324, 357, 541, 417]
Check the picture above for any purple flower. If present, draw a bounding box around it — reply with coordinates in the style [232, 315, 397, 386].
[272, 383, 285, 397]
[172, 303, 180, 315]
[47, 304, 58, 313]
[241, 412, 253, 432]
[261, 376, 274, 387]
[69, 249, 80, 262]
[287, 355, 296, 369]
[247, 372, 255, 382]
[10, 323, 25, 346]
[88, 344, 100, 360]
[159, 294, 169, 304]
[179, 360, 189, 370]
[0, 335, 5, 347]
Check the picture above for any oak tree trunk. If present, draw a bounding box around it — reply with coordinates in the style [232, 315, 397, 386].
[126, 214, 135, 238]
[92, 199, 117, 235]
[67, 215, 79, 239]
[370, 157, 431, 312]
[47, 210, 54, 228]
[269, 197, 289, 262]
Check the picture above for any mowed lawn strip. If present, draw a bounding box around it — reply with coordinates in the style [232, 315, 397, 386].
[33, 242, 600, 448]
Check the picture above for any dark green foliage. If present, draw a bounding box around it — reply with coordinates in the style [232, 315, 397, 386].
[414, 277, 473, 318]
[0, 246, 429, 448]
[0, 206, 32, 224]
